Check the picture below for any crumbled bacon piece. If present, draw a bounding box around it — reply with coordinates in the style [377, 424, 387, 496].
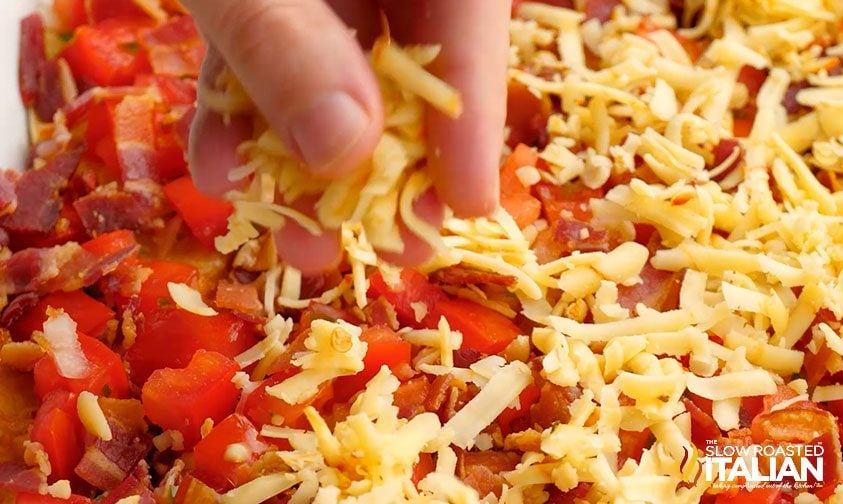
[74, 180, 168, 235]
[430, 265, 517, 288]
[0, 148, 82, 234]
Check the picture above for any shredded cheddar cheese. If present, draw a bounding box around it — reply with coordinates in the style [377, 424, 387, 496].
[189, 1, 843, 502]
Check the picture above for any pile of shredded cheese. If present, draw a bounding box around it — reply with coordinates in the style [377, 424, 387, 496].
[208, 38, 461, 258]
[204, 1, 843, 502]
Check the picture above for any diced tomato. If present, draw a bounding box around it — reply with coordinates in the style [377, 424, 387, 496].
[683, 398, 720, 448]
[88, 0, 149, 22]
[412, 452, 435, 487]
[142, 350, 241, 447]
[30, 390, 84, 482]
[163, 176, 233, 250]
[10, 290, 114, 340]
[368, 269, 446, 328]
[16, 494, 92, 504]
[192, 414, 267, 492]
[33, 333, 130, 399]
[61, 20, 151, 87]
[505, 82, 549, 149]
[126, 308, 258, 384]
[497, 383, 540, 434]
[433, 298, 522, 355]
[737, 65, 767, 98]
[500, 144, 542, 228]
[240, 370, 334, 431]
[333, 325, 412, 402]
[714, 487, 782, 504]
[112, 95, 157, 181]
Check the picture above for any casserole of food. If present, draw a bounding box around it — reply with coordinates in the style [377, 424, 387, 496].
[1, 0, 842, 503]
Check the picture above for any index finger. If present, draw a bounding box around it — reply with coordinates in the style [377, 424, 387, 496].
[383, 0, 511, 218]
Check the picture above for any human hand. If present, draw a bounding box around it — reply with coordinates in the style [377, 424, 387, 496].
[181, 0, 510, 274]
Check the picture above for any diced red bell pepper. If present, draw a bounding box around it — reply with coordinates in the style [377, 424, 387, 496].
[714, 487, 782, 504]
[33, 333, 130, 399]
[88, 0, 149, 22]
[368, 269, 446, 328]
[126, 308, 258, 384]
[135, 259, 198, 315]
[30, 390, 84, 483]
[81, 229, 139, 262]
[333, 325, 412, 402]
[61, 20, 151, 87]
[10, 290, 114, 341]
[500, 144, 542, 229]
[53, 0, 88, 31]
[683, 398, 721, 448]
[240, 370, 334, 430]
[141, 350, 241, 448]
[163, 176, 233, 250]
[192, 414, 267, 492]
[497, 383, 540, 434]
[433, 298, 522, 355]
[16, 494, 93, 504]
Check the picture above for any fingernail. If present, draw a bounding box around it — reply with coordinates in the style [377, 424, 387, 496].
[287, 92, 369, 173]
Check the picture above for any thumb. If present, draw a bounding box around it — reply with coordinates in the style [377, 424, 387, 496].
[183, 0, 383, 177]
